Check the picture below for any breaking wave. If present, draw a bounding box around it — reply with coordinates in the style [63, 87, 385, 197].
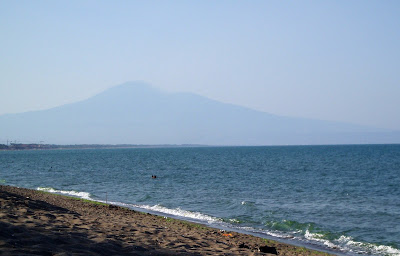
[37, 187, 92, 200]
[36, 187, 400, 256]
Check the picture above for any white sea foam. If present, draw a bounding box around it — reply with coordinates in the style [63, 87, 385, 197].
[304, 230, 337, 248]
[37, 187, 92, 200]
[336, 235, 400, 256]
[302, 231, 400, 256]
[255, 229, 299, 239]
[240, 201, 255, 206]
[35, 187, 219, 224]
[130, 204, 221, 223]
[228, 218, 240, 223]
[35, 187, 400, 256]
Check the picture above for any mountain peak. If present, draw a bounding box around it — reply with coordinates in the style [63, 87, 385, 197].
[90, 81, 162, 103]
[1, 81, 399, 145]
[105, 81, 160, 94]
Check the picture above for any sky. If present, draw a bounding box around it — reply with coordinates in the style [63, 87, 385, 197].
[1, 0, 400, 130]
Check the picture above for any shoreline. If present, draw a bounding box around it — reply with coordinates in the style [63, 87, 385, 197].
[0, 185, 336, 256]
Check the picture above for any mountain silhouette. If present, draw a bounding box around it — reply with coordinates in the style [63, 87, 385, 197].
[1, 81, 399, 145]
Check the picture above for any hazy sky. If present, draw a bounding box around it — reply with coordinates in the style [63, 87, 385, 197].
[1, 1, 399, 130]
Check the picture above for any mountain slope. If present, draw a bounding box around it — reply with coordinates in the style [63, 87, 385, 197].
[1, 81, 399, 145]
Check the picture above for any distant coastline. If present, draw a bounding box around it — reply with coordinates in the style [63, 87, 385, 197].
[0, 143, 207, 151]
[2, 142, 400, 151]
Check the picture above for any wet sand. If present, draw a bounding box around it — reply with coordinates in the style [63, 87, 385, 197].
[0, 185, 333, 255]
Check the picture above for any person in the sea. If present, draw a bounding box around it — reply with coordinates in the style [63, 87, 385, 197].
[152, 175, 157, 179]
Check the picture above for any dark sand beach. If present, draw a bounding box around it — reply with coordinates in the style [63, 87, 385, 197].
[0, 185, 333, 256]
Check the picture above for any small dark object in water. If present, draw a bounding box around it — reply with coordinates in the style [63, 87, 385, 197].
[258, 245, 277, 254]
[152, 175, 157, 179]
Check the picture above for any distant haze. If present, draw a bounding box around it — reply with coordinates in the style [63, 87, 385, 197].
[1, 1, 400, 131]
[1, 82, 399, 145]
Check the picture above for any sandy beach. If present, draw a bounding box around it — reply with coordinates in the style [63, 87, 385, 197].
[0, 185, 333, 256]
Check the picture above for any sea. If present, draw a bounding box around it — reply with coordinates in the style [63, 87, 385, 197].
[1, 145, 399, 256]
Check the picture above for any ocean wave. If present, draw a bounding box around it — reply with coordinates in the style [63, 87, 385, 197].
[35, 187, 219, 224]
[265, 219, 315, 232]
[228, 218, 241, 224]
[130, 204, 222, 223]
[35, 187, 400, 256]
[36, 187, 92, 200]
[262, 219, 400, 256]
[251, 228, 297, 239]
[335, 235, 400, 256]
[304, 230, 400, 256]
[241, 200, 255, 206]
[304, 230, 339, 249]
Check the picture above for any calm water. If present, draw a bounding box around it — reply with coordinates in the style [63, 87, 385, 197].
[1, 145, 399, 256]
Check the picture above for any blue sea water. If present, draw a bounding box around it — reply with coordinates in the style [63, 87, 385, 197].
[1, 145, 399, 256]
